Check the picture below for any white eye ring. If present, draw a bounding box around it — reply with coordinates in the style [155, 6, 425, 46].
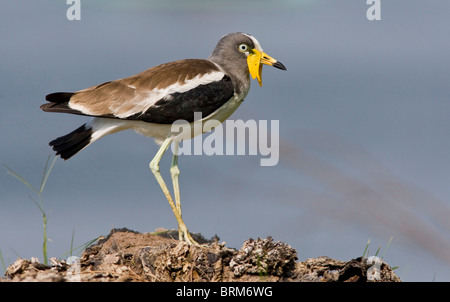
[238, 43, 249, 52]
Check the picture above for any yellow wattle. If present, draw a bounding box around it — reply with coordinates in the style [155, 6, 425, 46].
[247, 51, 263, 87]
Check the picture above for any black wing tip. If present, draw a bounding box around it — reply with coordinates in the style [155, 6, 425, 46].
[42, 92, 78, 114]
[45, 92, 75, 103]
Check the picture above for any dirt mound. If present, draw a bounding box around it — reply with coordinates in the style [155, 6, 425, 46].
[2, 228, 400, 282]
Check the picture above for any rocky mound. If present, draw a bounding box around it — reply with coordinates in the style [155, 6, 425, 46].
[2, 228, 400, 282]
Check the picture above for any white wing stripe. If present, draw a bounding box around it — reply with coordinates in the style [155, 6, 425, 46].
[114, 71, 225, 118]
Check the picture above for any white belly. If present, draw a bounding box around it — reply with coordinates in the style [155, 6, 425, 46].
[96, 93, 246, 145]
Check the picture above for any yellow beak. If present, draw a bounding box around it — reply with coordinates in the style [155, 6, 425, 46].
[247, 48, 286, 87]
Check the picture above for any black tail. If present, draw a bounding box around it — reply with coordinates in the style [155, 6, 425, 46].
[50, 124, 93, 160]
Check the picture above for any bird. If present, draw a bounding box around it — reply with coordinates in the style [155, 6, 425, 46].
[40, 32, 286, 245]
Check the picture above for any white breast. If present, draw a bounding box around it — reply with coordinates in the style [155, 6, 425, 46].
[128, 92, 246, 144]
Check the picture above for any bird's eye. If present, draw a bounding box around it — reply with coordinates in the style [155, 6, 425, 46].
[238, 43, 249, 52]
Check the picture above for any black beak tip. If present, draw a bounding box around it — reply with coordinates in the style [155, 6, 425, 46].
[273, 61, 287, 71]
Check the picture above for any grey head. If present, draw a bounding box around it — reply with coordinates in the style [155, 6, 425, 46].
[208, 32, 286, 93]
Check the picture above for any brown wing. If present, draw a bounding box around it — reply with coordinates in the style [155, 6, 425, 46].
[41, 59, 225, 119]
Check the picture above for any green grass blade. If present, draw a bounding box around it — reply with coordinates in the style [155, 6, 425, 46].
[381, 236, 394, 259]
[42, 212, 48, 265]
[3, 163, 38, 194]
[39, 156, 57, 194]
[0, 248, 6, 273]
[3, 157, 57, 267]
[61, 236, 101, 258]
[374, 245, 381, 257]
[29, 196, 45, 216]
[70, 229, 75, 258]
[362, 238, 370, 258]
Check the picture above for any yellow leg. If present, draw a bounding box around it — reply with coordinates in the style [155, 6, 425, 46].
[149, 138, 198, 245]
[170, 141, 183, 241]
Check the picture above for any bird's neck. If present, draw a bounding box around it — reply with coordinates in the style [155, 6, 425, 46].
[208, 56, 250, 96]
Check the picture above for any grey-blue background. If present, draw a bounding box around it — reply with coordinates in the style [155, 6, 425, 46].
[1, 0, 449, 281]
